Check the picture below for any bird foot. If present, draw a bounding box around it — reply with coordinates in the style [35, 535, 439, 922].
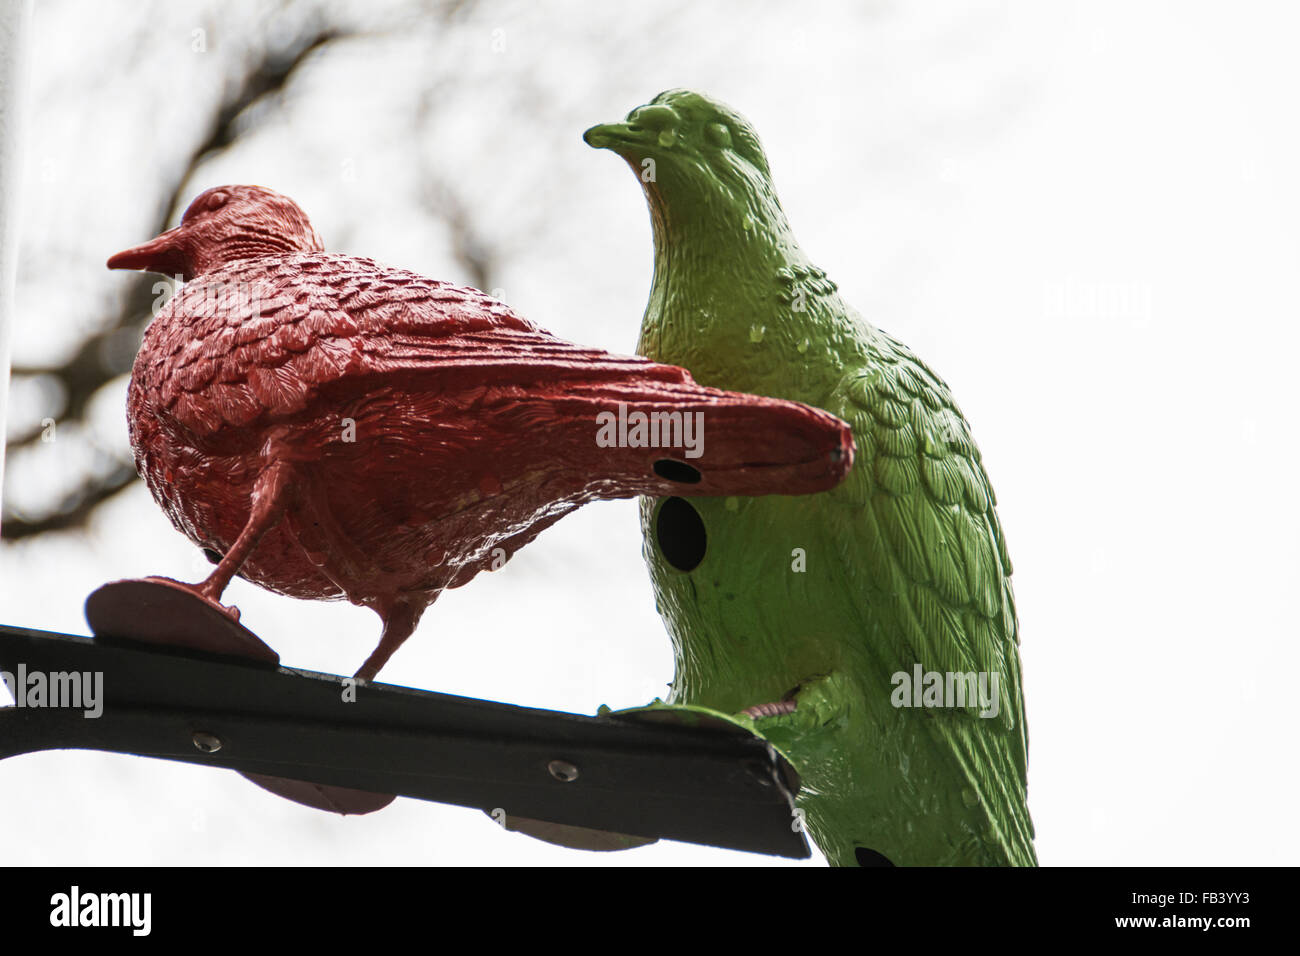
[84, 578, 395, 816]
[741, 699, 798, 720]
[148, 575, 244, 624]
[735, 675, 848, 751]
[175, 579, 240, 621]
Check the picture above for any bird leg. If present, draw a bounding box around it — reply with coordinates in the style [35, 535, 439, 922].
[196, 460, 295, 604]
[742, 700, 798, 719]
[354, 597, 427, 682]
[739, 673, 848, 739]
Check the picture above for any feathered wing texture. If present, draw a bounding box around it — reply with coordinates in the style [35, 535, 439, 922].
[632, 285, 1034, 864]
[132, 253, 699, 445]
[129, 252, 851, 606]
[590, 89, 1034, 865]
[823, 328, 1035, 865]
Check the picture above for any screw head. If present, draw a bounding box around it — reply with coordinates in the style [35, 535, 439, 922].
[192, 731, 223, 754]
[547, 759, 579, 783]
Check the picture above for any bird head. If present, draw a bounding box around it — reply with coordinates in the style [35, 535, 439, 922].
[584, 89, 783, 230]
[107, 185, 325, 280]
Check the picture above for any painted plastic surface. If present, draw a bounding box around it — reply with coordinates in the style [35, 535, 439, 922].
[107, 185, 854, 682]
[588, 91, 1036, 866]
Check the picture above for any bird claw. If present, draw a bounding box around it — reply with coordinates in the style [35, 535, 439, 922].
[175, 579, 240, 622]
[737, 674, 849, 748]
[741, 699, 798, 720]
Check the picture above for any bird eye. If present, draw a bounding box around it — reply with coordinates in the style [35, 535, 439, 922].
[182, 190, 231, 224]
[705, 123, 732, 148]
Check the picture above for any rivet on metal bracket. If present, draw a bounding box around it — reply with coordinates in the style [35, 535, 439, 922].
[192, 731, 223, 754]
[547, 759, 579, 782]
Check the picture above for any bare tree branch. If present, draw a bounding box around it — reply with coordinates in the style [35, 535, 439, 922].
[419, 176, 497, 292]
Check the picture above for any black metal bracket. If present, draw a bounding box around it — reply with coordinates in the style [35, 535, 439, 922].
[0, 623, 809, 858]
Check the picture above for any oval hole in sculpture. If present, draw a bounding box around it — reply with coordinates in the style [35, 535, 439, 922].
[653, 459, 702, 484]
[854, 846, 895, 867]
[655, 497, 706, 572]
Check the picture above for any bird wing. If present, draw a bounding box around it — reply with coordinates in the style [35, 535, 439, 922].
[134, 254, 691, 438]
[829, 328, 1036, 864]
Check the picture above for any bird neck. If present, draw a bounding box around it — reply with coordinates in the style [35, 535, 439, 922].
[190, 233, 320, 278]
[645, 175, 796, 258]
[639, 198, 841, 388]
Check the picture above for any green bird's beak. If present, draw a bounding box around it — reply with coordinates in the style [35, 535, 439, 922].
[583, 122, 633, 150]
[586, 102, 684, 154]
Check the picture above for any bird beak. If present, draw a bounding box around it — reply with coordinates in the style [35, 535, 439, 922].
[583, 122, 634, 150]
[106, 225, 188, 276]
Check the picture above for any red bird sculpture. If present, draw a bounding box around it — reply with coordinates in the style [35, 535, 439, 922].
[104, 185, 854, 684]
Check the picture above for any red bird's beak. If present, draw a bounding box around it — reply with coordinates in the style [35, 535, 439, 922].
[106, 225, 188, 277]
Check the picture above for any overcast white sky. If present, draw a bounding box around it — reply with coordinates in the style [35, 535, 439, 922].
[2, 0, 1298, 865]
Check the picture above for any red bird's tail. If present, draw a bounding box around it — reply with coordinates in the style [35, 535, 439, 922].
[566, 375, 855, 500]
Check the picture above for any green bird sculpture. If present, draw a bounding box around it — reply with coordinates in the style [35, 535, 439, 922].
[585, 90, 1035, 866]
